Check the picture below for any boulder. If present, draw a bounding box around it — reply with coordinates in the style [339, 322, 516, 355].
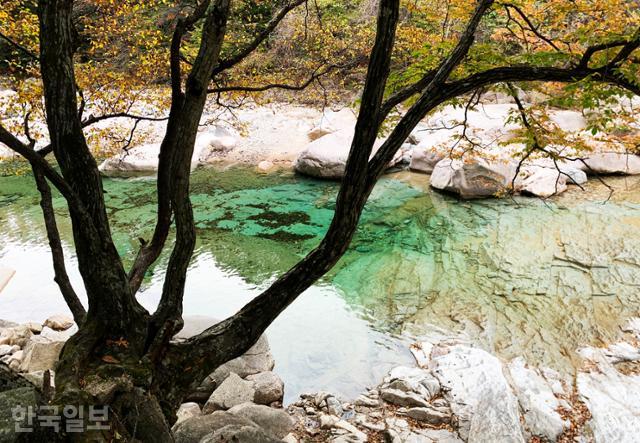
[0, 346, 16, 358]
[172, 411, 258, 443]
[409, 147, 445, 174]
[577, 350, 640, 443]
[227, 403, 294, 438]
[518, 167, 568, 197]
[99, 127, 238, 176]
[430, 158, 517, 199]
[380, 388, 430, 408]
[203, 336, 275, 391]
[175, 402, 202, 425]
[246, 372, 284, 405]
[200, 424, 281, 443]
[0, 325, 33, 347]
[42, 315, 74, 331]
[580, 152, 640, 175]
[406, 406, 451, 425]
[294, 129, 401, 179]
[99, 143, 164, 176]
[431, 344, 525, 442]
[19, 336, 65, 373]
[197, 127, 239, 163]
[507, 358, 568, 441]
[203, 373, 256, 413]
[385, 366, 440, 400]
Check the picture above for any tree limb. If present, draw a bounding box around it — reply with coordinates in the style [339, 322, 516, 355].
[32, 167, 86, 324]
[210, 0, 307, 77]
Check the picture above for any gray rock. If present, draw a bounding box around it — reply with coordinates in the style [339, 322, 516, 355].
[172, 411, 257, 443]
[580, 152, 640, 175]
[246, 371, 284, 405]
[577, 349, 640, 443]
[406, 406, 451, 425]
[203, 373, 256, 413]
[518, 166, 568, 197]
[200, 424, 281, 443]
[385, 366, 440, 400]
[333, 420, 367, 442]
[203, 336, 275, 392]
[430, 158, 517, 198]
[0, 346, 16, 358]
[39, 326, 75, 342]
[0, 387, 40, 441]
[431, 344, 525, 442]
[0, 326, 33, 348]
[42, 315, 74, 331]
[410, 147, 445, 174]
[325, 396, 343, 416]
[176, 402, 201, 425]
[380, 388, 429, 408]
[354, 395, 379, 407]
[23, 323, 42, 334]
[19, 336, 65, 373]
[319, 413, 339, 429]
[294, 129, 401, 179]
[507, 357, 568, 441]
[282, 433, 298, 443]
[228, 403, 294, 438]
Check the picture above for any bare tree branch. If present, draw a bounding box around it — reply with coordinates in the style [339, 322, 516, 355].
[502, 3, 561, 51]
[0, 30, 38, 60]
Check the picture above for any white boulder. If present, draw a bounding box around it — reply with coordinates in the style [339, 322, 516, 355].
[294, 129, 401, 179]
[431, 344, 525, 442]
[580, 152, 640, 175]
[577, 349, 640, 443]
[430, 158, 517, 198]
[507, 358, 569, 441]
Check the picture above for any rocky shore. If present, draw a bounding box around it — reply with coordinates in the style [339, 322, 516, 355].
[1, 314, 640, 442]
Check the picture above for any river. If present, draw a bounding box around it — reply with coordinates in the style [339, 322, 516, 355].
[1, 166, 639, 402]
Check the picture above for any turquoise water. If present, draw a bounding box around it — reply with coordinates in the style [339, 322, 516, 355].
[1, 167, 640, 401]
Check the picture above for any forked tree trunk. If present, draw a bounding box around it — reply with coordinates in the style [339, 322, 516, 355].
[21, 0, 639, 441]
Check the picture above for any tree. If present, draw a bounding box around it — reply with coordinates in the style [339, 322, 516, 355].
[0, 0, 638, 440]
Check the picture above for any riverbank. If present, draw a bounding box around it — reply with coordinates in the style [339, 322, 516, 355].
[2, 315, 639, 442]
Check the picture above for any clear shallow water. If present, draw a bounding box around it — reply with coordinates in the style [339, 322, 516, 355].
[1, 167, 640, 402]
